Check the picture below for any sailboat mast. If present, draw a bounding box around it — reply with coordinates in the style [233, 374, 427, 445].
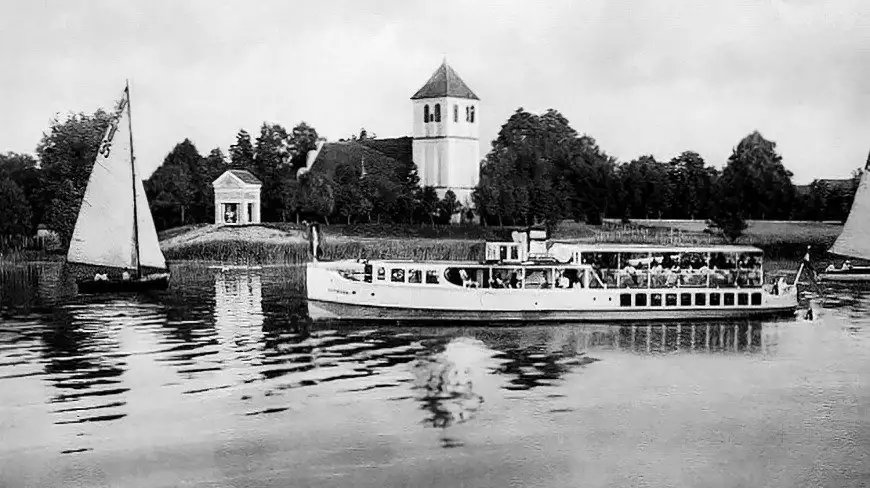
[126, 80, 142, 279]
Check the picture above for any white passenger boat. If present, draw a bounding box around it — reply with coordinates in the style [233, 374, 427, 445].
[305, 227, 799, 322]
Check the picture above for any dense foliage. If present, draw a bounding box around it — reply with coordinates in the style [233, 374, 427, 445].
[0, 104, 864, 250]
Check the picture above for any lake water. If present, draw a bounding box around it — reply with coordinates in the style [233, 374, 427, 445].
[1, 262, 869, 488]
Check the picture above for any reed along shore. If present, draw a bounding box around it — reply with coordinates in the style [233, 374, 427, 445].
[152, 221, 843, 265]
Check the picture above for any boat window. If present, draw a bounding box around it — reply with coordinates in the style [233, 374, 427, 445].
[695, 292, 706, 306]
[585, 252, 618, 288]
[426, 270, 440, 284]
[678, 252, 709, 288]
[445, 268, 482, 287]
[723, 293, 735, 306]
[364, 264, 373, 283]
[524, 268, 554, 289]
[680, 293, 692, 306]
[737, 292, 749, 306]
[555, 268, 582, 289]
[710, 292, 721, 306]
[491, 268, 522, 288]
[635, 293, 647, 306]
[665, 293, 677, 306]
[391, 269, 405, 283]
[649, 252, 684, 288]
[619, 253, 650, 289]
[620, 293, 632, 307]
[751, 292, 762, 306]
[651, 293, 662, 306]
[736, 252, 763, 288]
[377, 267, 385, 281]
[710, 252, 737, 288]
[408, 269, 422, 284]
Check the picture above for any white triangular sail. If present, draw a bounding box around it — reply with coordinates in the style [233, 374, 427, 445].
[67, 92, 137, 269]
[829, 169, 870, 261]
[134, 175, 166, 269]
[66, 87, 167, 271]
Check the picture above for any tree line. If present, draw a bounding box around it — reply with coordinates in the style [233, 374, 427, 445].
[0, 105, 864, 248]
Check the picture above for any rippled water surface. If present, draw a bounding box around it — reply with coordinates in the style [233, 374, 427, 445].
[1, 262, 869, 488]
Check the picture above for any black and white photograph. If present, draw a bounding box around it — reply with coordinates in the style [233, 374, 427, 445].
[1, 1, 869, 486]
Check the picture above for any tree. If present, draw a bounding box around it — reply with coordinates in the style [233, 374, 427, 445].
[718, 131, 795, 220]
[146, 164, 193, 230]
[0, 152, 41, 231]
[144, 140, 200, 229]
[0, 179, 32, 236]
[229, 129, 255, 172]
[37, 109, 114, 246]
[617, 155, 672, 219]
[474, 108, 616, 227]
[437, 190, 460, 224]
[667, 151, 716, 219]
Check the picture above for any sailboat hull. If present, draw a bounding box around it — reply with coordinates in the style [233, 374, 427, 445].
[818, 267, 870, 282]
[77, 274, 170, 294]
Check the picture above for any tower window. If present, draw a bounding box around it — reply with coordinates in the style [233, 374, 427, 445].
[453, 104, 458, 122]
[465, 106, 470, 122]
[470, 106, 476, 123]
[434, 103, 441, 122]
[423, 105, 430, 123]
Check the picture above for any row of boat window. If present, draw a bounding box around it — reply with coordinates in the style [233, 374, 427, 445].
[619, 292, 763, 307]
[360, 264, 761, 290]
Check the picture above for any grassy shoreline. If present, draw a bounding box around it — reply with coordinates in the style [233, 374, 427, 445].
[154, 220, 842, 265]
[1, 220, 842, 265]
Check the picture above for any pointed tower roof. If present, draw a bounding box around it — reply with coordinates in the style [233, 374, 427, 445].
[411, 60, 479, 101]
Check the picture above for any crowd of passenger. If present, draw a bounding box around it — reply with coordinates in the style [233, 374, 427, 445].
[585, 253, 763, 289]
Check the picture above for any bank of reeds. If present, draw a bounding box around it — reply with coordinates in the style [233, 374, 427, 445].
[163, 238, 484, 264]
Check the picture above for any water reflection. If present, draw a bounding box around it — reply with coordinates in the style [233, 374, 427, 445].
[4, 262, 865, 458]
[411, 338, 486, 432]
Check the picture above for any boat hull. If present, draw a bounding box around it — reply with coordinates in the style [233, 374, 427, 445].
[77, 274, 170, 294]
[307, 299, 798, 323]
[306, 262, 798, 323]
[818, 267, 870, 282]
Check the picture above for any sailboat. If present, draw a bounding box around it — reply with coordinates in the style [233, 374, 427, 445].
[818, 162, 870, 281]
[66, 83, 170, 294]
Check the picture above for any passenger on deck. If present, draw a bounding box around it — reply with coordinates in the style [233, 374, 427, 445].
[843, 260, 853, 270]
[509, 273, 519, 289]
[557, 271, 570, 289]
[121, 271, 130, 281]
[494, 274, 506, 288]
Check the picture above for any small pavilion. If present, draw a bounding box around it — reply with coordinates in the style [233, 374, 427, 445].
[212, 170, 262, 225]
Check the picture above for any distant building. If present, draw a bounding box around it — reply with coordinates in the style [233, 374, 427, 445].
[410, 60, 481, 206]
[309, 60, 482, 223]
[212, 170, 262, 225]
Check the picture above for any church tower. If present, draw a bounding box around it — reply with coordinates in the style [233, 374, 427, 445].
[411, 60, 480, 213]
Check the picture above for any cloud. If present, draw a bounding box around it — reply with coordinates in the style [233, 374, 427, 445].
[0, 0, 868, 183]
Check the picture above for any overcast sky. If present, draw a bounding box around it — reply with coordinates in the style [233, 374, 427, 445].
[1, 0, 868, 183]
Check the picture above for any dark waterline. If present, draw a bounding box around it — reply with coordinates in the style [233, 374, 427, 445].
[1, 261, 869, 488]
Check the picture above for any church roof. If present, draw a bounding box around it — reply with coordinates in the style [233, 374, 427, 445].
[411, 61, 479, 101]
[227, 169, 262, 185]
[358, 137, 413, 166]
